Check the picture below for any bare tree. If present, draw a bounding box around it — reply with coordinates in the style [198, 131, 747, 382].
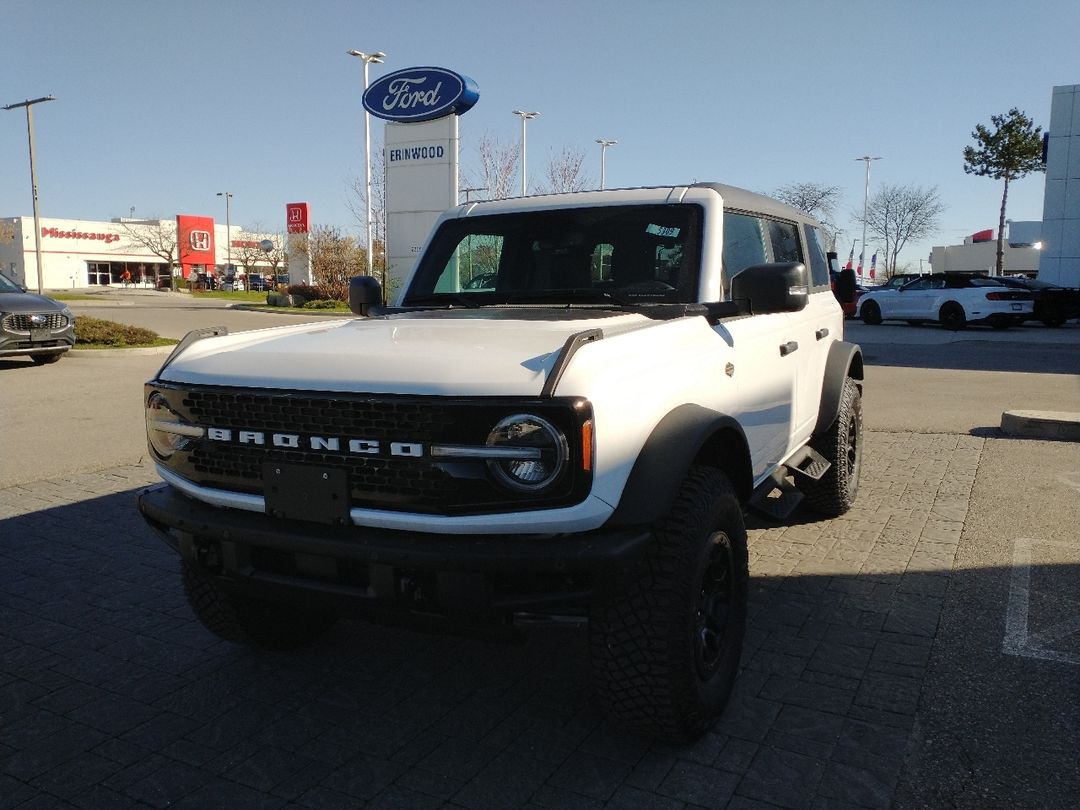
[771, 182, 843, 250]
[308, 225, 364, 299]
[854, 184, 944, 274]
[230, 225, 286, 280]
[462, 134, 519, 201]
[346, 141, 388, 286]
[118, 220, 178, 283]
[536, 146, 592, 194]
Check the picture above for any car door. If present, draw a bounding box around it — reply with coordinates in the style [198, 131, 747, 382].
[891, 277, 942, 318]
[794, 224, 840, 446]
[719, 211, 797, 475]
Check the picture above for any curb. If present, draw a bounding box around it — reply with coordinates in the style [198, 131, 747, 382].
[69, 345, 175, 358]
[1001, 410, 1080, 441]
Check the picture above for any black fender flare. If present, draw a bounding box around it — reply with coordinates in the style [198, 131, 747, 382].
[814, 340, 864, 435]
[607, 404, 752, 527]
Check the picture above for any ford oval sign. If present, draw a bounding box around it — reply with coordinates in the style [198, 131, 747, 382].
[363, 66, 479, 123]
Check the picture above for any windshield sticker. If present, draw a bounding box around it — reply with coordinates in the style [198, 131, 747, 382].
[646, 224, 680, 238]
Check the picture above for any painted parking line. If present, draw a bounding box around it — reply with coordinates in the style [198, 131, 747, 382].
[1003, 538, 1080, 665]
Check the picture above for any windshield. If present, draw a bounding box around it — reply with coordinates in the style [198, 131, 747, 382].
[0, 274, 24, 294]
[403, 204, 702, 307]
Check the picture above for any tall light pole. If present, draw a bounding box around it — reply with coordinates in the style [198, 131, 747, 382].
[347, 49, 386, 278]
[512, 110, 540, 196]
[854, 156, 881, 279]
[596, 139, 617, 190]
[4, 95, 56, 294]
[216, 192, 233, 278]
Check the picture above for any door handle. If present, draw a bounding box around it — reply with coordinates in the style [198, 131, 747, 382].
[779, 341, 799, 357]
[816, 328, 830, 340]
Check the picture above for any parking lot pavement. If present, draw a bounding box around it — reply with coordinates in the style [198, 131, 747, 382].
[5, 431, 1075, 809]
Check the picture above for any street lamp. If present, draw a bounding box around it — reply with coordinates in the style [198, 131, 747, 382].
[854, 156, 881, 279]
[596, 139, 617, 190]
[347, 49, 386, 278]
[216, 191, 233, 278]
[4, 95, 56, 294]
[512, 110, 540, 196]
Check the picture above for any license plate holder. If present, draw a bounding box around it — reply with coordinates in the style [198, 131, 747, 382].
[30, 327, 52, 342]
[263, 463, 350, 525]
[1011, 303, 1023, 311]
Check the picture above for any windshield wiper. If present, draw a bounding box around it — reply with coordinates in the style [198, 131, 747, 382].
[402, 293, 482, 309]
[506, 288, 634, 306]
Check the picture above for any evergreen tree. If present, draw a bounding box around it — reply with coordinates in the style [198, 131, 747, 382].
[963, 109, 1045, 275]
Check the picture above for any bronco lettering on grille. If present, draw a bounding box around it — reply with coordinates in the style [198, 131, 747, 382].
[206, 428, 424, 458]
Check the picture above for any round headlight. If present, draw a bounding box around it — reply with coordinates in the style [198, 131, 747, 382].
[485, 414, 568, 492]
[146, 391, 201, 459]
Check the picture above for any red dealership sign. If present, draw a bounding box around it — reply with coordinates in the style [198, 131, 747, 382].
[286, 202, 310, 234]
[176, 214, 216, 278]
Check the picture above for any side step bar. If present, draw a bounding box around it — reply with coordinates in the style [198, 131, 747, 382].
[748, 446, 831, 520]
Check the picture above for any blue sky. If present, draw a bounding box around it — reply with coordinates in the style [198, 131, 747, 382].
[4, 0, 1079, 270]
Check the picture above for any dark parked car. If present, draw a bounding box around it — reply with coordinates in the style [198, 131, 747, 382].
[993, 276, 1080, 327]
[0, 275, 75, 364]
[248, 273, 268, 292]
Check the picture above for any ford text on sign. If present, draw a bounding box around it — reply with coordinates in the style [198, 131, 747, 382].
[363, 67, 479, 123]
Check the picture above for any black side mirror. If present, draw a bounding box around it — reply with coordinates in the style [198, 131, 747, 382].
[349, 275, 383, 316]
[834, 267, 857, 303]
[730, 262, 808, 314]
[827, 251, 841, 274]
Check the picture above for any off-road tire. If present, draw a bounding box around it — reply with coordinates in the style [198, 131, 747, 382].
[940, 302, 966, 331]
[182, 561, 336, 649]
[860, 300, 882, 325]
[802, 376, 862, 517]
[588, 466, 748, 742]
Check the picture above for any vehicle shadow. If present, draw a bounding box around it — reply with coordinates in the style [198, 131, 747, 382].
[2, 485, 1078, 809]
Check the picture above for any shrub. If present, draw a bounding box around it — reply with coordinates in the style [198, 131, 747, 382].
[301, 299, 349, 310]
[74, 316, 165, 347]
[286, 283, 326, 301]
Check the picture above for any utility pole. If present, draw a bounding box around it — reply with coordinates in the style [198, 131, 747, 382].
[4, 95, 56, 294]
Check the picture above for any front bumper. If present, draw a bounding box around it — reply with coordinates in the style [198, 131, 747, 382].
[0, 331, 74, 357]
[138, 483, 652, 622]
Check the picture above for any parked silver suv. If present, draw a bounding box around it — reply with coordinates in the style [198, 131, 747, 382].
[0, 275, 75, 364]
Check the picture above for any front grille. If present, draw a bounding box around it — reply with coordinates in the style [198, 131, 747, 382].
[157, 384, 591, 516]
[3, 312, 69, 331]
[182, 390, 455, 438]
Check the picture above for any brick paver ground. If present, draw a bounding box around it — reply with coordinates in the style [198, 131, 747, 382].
[0, 431, 980, 810]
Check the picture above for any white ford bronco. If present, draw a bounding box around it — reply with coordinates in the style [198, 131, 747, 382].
[138, 183, 863, 741]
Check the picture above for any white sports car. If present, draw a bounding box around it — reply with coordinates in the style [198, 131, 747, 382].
[857, 273, 1034, 330]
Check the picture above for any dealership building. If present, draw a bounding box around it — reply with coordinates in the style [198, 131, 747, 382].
[0, 215, 279, 290]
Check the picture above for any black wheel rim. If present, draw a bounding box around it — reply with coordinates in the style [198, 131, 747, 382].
[845, 407, 861, 498]
[695, 531, 736, 680]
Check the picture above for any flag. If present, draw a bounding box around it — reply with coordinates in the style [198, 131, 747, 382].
[870, 253, 877, 280]
[844, 245, 854, 270]
[856, 251, 864, 278]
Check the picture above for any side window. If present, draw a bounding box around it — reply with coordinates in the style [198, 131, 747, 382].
[433, 233, 504, 292]
[803, 225, 831, 288]
[767, 219, 801, 264]
[722, 212, 767, 281]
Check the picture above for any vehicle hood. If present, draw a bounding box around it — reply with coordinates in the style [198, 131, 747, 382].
[0, 292, 67, 313]
[157, 309, 658, 396]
